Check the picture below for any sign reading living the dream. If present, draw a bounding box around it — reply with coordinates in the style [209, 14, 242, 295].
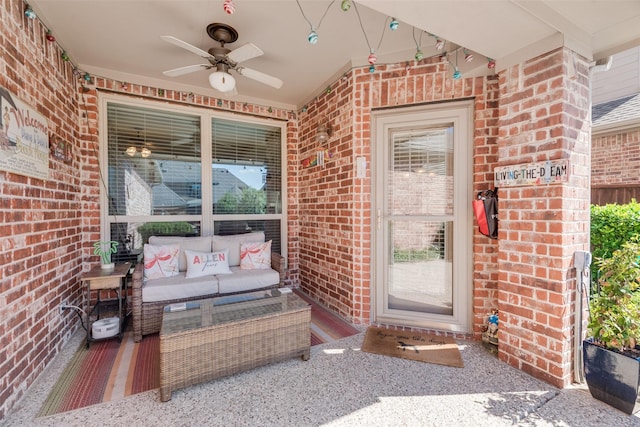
[0, 86, 49, 180]
[494, 159, 569, 187]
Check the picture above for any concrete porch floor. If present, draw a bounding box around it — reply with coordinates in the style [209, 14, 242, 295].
[3, 327, 640, 427]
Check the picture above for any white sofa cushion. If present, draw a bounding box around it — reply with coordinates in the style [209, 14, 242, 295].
[149, 235, 212, 271]
[212, 231, 265, 267]
[216, 266, 280, 294]
[142, 272, 219, 303]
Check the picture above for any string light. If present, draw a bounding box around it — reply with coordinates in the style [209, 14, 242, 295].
[389, 18, 399, 31]
[433, 35, 445, 50]
[368, 50, 377, 65]
[19, 0, 101, 88]
[413, 28, 425, 61]
[340, 0, 351, 11]
[296, 0, 336, 44]
[487, 57, 496, 69]
[223, 0, 235, 15]
[24, 4, 36, 19]
[464, 48, 474, 62]
[451, 50, 461, 79]
[352, 2, 393, 73]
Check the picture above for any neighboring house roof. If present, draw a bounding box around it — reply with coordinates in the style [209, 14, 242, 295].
[158, 160, 250, 205]
[592, 93, 640, 133]
[151, 183, 186, 209]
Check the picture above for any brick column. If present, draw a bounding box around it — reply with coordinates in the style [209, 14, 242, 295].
[496, 48, 591, 387]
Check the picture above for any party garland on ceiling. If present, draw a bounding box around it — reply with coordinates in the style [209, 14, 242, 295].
[21, 0, 497, 117]
[292, 0, 497, 113]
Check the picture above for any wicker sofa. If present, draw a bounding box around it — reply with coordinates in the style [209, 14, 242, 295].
[131, 231, 285, 342]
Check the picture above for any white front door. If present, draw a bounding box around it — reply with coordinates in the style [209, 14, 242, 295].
[372, 100, 473, 332]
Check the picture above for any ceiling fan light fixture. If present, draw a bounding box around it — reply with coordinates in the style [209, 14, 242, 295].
[209, 71, 236, 92]
[125, 146, 137, 156]
[140, 147, 152, 158]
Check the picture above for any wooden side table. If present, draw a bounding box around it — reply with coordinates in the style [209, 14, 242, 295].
[83, 263, 131, 348]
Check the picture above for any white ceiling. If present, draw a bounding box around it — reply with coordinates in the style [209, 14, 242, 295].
[28, 0, 640, 110]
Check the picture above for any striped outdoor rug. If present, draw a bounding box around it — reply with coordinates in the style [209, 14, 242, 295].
[293, 290, 360, 346]
[38, 291, 359, 417]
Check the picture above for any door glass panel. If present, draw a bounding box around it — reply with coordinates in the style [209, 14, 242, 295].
[386, 126, 454, 316]
[388, 221, 453, 315]
[388, 127, 453, 216]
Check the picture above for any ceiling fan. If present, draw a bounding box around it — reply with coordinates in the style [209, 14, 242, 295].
[161, 23, 283, 93]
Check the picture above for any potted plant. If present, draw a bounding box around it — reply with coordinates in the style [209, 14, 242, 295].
[584, 239, 640, 414]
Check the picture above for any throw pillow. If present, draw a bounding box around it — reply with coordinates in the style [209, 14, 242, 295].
[148, 236, 211, 272]
[144, 243, 180, 280]
[185, 249, 232, 278]
[212, 231, 265, 267]
[240, 240, 272, 270]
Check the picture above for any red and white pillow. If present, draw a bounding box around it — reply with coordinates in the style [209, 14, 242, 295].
[240, 240, 272, 270]
[143, 243, 180, 280]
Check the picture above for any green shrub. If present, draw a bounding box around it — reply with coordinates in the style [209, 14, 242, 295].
[393, 246, 442, 262]
[591, 200, 640, 281]
[215, 188, 266, 214]
[137, 221, 195, 244]
[588, 239, 640, 351]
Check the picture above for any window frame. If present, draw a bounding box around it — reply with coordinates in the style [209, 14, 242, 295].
[98, 93, 288, 259]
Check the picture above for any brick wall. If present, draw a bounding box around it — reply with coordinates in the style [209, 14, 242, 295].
[496, 48, 591, 387]
[0, 1, 84, 418]
[591, 128, 640, 204]
[296, 58, 501, 328]
[473, 77, 501, 335]
[592, 128, 640, 187]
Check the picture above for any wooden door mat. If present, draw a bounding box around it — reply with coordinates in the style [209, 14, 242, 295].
[361, 326, 464, 368]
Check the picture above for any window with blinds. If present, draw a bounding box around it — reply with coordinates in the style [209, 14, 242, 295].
[107, 103, 201, 217]
[211, 118, 282, 246]
[104, 99, 286, 254]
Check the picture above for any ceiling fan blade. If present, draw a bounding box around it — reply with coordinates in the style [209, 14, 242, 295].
[227, 43, 263, 64]
[161, 35, 212, 59]
[236, 67, 283, 89]
[163, 64, 211, 77]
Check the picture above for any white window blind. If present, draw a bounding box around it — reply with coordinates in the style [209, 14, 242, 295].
[103, 99, 286, 255]
[211, 118, 282, 215]
[107, 103, 201, 216]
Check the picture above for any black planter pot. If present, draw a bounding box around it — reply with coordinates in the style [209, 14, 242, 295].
[583, 338, 640, 414]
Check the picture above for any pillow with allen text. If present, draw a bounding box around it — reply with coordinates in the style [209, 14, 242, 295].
[144, 243, 180, 280]
[185, 249, 232, 278]
[240, 240, 272, 270]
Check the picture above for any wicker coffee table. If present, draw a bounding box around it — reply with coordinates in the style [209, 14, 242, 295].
[159, 289, 311, 401]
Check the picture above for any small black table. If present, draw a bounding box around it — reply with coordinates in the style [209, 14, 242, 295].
[82, 263, 131, 347]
